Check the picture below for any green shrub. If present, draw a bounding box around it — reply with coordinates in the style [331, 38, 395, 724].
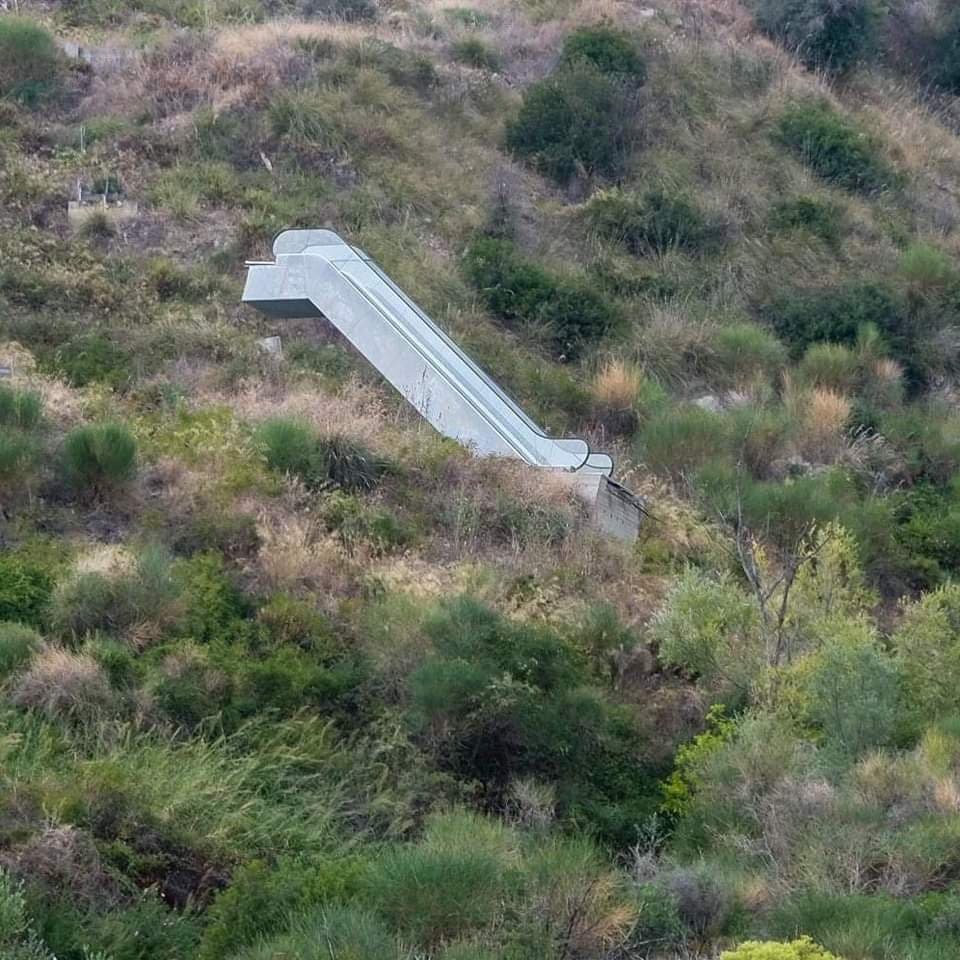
[894, 584, 960, 731]
[232, 905, 399, 960]
[257, 418, 328, 489]
[176, 552, 248, 645]
[258, 419, 383, 492]
[763, 282, 906, 358]
[505, 59, 638, 184]
[463, 235, 616, 356]
[0, 18, 60, 106]
[409, 599, 655, 842]
[585, 187, 717, 256]
[751, 0, 882, 74]
[299, 0, 378, 21]
[0, 622, 41, 678]
[652, 569, 761, 694]
[49, 546, 181, 641]
[712, 323, 787, 386]
[324, 493, 413, 555]
[801, 618, 900, 755]
[721, 937, 842, 960]
[796, 342, 861, 391]
[0, 385, 42, 430]
[769, 196, 845, 245]
[725, 406, 792, 478]
[61, 423, 137, 496]
[0, 429, 40, 498]
[50, 332, 134, 390]
[0, 554, 54, 627]
[198, 856, 362, 960]
[560, 24, 646, 80]
[639, 406, 729, 481]
[776, 99, 896, 194]
[364, 811, 516, 945]
[450, 37, 500, 70]
[928, 7, 960, 94]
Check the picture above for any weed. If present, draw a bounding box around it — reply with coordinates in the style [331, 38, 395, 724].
[776, 99, 897, 194]
[451, 38, 500, 71]
[770, 196, 845, 246]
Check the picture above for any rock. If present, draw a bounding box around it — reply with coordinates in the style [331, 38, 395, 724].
[257, 336, 283, 357]
[693, 394, 723, 413]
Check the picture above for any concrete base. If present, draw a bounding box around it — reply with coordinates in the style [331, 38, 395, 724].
[571, 472, 645, 543]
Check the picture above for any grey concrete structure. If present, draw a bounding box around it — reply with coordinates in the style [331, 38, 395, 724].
[243, 229, 644, 541]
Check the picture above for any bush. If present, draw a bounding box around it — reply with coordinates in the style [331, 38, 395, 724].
[505, 59, 638, 184]
[560, 24, 646, 80]
[722, 938, 842, 960]
[257, 418, 327, 489]
[50, 332, 134, 390]
[585, 187, 716, 256]
[0, 622, 41, 679]
[801, 619, 900, 755]
[652, 569, 761, 694]
[894, 585, 960, 731]
[639, 406, 729, 481]
[770, 196, 845, 245]
[48, 546, 182, 641]
[0, 385, 42, 430]
[198, 856, 362, 960]
[0, 17, 60, 106]
[233, 905, 398, 960]
[61, 423, 137, 497]
[0, 554, 54, 627]
[299, 0, 377, 21]
[364, 811, 516, 945]
[257, 419, 383, 492]
[763, 282, 905, 359]
[0, 429, 40, 499]
[796, 342, 861, 393]
[10, 646, 114, 720]
[450, 37, 500, 70]
[776, 99, 896, 194]
[752, 0, 882, 74]
[463, 235, 617, 356]
[712, 323, 787, 386]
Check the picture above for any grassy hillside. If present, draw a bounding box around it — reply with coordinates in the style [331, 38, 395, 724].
[3, 0, 960, 957]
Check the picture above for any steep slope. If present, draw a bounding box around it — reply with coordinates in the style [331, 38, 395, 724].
[2, 1, 960, 958]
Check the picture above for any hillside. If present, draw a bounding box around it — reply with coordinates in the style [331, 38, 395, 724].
[2, 0, 960, 957]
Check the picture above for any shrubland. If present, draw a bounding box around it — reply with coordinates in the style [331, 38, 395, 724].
[3, 1, 960, 958]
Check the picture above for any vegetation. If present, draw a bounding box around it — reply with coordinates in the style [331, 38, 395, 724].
[3, 2, 960, 958]
[0, 17, 61, 106]
[505, 58, 640, 184]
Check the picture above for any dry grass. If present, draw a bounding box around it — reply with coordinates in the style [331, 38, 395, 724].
[9, 647, 114, 720]
[251, 507, 358, 603]
[592, 358, 643, 411]
[2, 825, 120, 908]
[784, 376, 852, 464]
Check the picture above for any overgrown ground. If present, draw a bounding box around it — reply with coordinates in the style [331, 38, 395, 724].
[3, 1, 960, 958]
